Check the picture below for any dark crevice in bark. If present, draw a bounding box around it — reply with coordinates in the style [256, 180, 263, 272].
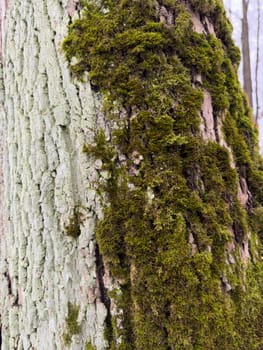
[13, 295, 19, 307]
[95, 243, 110, 309]
[233, 220, 245, 244]
[95, 243, 113, 343]
[214, 114, 220, 143]
[4, 272, 12, 295]
[0, 323, 2, 348]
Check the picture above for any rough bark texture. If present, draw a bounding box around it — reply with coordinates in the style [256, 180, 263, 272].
[0, 0, 110, 349]
[1, 0, 263, 349]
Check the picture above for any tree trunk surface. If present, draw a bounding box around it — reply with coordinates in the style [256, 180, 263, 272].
[0, 1, 263, 349]
[0, 0, 108, 349]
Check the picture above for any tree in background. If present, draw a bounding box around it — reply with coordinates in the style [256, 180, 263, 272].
[241, 0, 253, 108]
[255, 0, 260, 123]
[224, 0, 262, 124]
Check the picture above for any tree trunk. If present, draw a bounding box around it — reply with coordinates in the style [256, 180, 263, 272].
[0, 1, 263, 349]
[242, 0, 253, 107]
[0, 0, 108, 349]
[255, 0, 260, 123]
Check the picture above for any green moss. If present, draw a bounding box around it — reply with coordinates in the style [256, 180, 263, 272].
[64, 205, 82, 238]
[63, 0, 263, 349]
[63, 302, 81, 345]
[86, 342, 96, 350]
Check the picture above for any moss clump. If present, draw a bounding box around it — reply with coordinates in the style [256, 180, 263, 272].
[64, 205, 82, 238]
[188, 0, 241, 65]
[63, 302, 81, 345]
[63, 0, 263, 349]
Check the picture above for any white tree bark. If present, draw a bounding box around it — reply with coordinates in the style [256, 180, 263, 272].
[0, 0, 109, 349]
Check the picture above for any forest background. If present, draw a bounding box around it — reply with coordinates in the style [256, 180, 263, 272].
[224, 0, 263, 150]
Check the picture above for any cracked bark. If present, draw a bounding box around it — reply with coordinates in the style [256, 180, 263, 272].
[0, 0, 110, 349]
[0, 1, 258, 349]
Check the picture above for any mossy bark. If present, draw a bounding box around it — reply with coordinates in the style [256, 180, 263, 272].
[63, 1, 263, 349]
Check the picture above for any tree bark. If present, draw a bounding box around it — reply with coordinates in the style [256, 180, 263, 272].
[0, 1, 263, 349]
[0, 0, 108, 349]
[255, 0, 260, 123]
[242, 0, 253, 107]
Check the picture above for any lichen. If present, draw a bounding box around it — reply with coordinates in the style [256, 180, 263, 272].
[63, 0, 263, 349]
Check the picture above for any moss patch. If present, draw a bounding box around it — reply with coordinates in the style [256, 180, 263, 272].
[64, 205, 83, 238]
[63, 302, 81, 345]
[63, 0, 263, 349]
[86, 342, 96, 350]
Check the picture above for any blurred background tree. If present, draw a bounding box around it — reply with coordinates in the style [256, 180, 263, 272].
[224, 0, 263, 146]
